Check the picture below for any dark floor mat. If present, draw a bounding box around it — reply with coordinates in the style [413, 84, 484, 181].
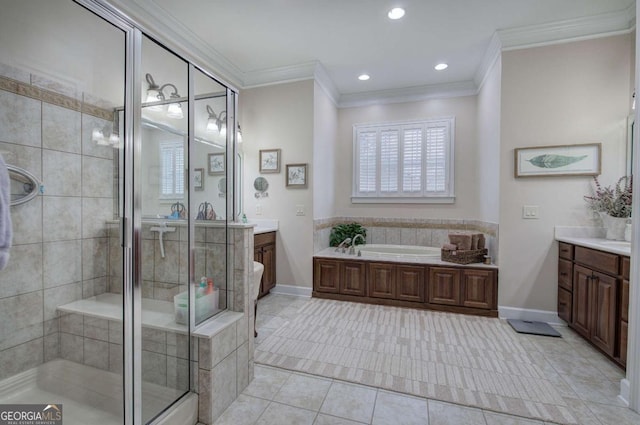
[507, 319, 561, 337]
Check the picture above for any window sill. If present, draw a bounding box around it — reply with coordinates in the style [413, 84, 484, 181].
[351, 196, 455, 204]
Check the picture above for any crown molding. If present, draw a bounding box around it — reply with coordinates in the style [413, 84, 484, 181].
[104, 0, 243, 89]
[242, 61, 317, 88]
[474, 32, 502, 90]
[313, 63, 340, 106]
[337, 81, 477, 109]
[497, 7, 635, 51]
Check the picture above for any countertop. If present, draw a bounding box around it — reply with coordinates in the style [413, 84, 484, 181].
[248, 219, 279, 235]
[314, 247, 498, 269]
[554, 226, 630, 256]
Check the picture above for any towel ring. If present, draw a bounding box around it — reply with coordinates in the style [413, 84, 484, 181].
[7, 165, 42, 206]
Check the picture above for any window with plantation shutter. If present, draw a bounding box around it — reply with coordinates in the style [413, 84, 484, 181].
[160, 140, 185, 199]
[352, 117, 454, 203]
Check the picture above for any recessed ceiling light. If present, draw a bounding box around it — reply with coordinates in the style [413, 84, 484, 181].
[387, 7, 405, 20]
[435, 63, 448, 71]
[358, 74, 370, 81]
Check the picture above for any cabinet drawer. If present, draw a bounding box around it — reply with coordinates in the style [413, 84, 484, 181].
[622, 257, 630, 280]
[558, 287, 572, 323]
[254, 231, 276, 247]
[574, 246, 618, 276]
[558, 259, 573, 291]
[558, 242, 573, 260]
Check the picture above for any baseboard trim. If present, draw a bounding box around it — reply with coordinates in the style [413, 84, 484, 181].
[270, 284, 312, 298]
[619, 378, 631, 406]
[498, 306, 563, 325]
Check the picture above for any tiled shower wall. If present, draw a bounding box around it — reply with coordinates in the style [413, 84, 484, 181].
[108, 222, 229, 311]
[314, 217, 499, 263]
[0, 65, 115, 381]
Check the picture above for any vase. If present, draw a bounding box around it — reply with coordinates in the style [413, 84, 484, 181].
[599, 212, 630, 240]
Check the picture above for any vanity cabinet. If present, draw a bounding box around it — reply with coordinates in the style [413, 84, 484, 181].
[313, 257, 497, 317]
[557, 242, 629, 367]
[254, 232, 276, 298]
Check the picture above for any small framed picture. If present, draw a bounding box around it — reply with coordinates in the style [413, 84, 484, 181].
[193, 168, 204, 190]
[208, 153, 225, 175]
[259, 149, 281, 173]
[286, 163, 308, 188]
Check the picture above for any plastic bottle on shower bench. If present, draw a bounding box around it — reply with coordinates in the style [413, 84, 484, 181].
[197, 277, 207, 297]
[206, 278, 214, 294]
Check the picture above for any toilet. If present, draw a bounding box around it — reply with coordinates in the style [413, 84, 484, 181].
[253, 261, 264, 337]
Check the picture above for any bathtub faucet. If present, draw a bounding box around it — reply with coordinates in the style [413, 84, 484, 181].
[349, 234, 366, 255]
[335, 237, 351, 253]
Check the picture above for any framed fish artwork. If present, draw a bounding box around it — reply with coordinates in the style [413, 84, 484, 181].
[514, 143, 601, 177]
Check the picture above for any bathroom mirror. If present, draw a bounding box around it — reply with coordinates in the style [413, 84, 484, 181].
[254, 176, 269, 192]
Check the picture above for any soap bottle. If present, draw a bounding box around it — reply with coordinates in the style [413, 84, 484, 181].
[241, 213, 248, 224]
[197, 277, 207, 297]
[207, 277, 214, 294]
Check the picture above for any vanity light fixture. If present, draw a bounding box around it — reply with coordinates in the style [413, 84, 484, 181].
[206, 105, 226, 134]
[358, 74, 370, 81]
[435, 63, 448, 71]
[145, 73, 184, 119]
[387, 7, 405, 20]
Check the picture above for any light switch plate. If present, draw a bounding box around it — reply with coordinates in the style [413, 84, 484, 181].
[256, 204, 262, 215]
[522, 205, 539, 219]
[296, 205, 305, 216]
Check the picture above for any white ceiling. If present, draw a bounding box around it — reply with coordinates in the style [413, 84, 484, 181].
[120, 0, 635, 104]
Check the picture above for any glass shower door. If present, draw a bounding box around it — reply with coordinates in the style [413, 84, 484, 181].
[139, 35, 191, 423]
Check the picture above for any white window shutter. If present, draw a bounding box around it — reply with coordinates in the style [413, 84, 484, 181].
[380, 129, 398, 192]
[425, 124, 447, 193]
[402, 127, 422, 193]
[358, 131, 377, 193]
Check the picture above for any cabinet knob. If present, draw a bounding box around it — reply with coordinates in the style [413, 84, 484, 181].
[560, 272, 568, 277]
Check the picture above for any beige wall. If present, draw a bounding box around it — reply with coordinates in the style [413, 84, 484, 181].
[240, 80, 315, 288]
[476, 56, 502, 225]
[313, 82, 338, 220]
[499, 34, 632, 311]
[335, 96, 479, 219]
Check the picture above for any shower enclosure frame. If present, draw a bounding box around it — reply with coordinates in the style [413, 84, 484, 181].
[73, 1, 239, 423]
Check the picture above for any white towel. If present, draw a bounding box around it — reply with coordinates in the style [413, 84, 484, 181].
[0, 155, 12, 270]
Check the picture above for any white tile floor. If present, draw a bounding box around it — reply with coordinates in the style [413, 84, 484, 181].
[208, 294, 640, 425]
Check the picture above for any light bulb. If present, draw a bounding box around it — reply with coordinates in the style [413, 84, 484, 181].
[388, 7, 405, 20]
[167, 102, 183, 119]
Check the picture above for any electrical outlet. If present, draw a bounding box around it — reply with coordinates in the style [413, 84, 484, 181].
[296, 205, 305, 216]
[522, 205, 539, 219]
[256, 204, 262, 215]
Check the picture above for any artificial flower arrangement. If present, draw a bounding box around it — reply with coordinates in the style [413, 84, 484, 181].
[584, 175, 632, 218]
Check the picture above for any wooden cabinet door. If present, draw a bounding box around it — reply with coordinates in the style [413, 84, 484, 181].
[428, 267, 461, 306]
[590, 271, 617, 356]
[340, 261, 366, 296]
[254, 247, 264, 295]
[557, 287, 572, 324]
[621, 279, 629, 322]
[461, 269, 495, 310]
[368, 263, 396, 299]
[261, 243, 276, 293]
[396, 265, 425, 303]
[620, 320, 628, 366]
[314, 259, 340, 293]
[572, 265, 592, 338]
